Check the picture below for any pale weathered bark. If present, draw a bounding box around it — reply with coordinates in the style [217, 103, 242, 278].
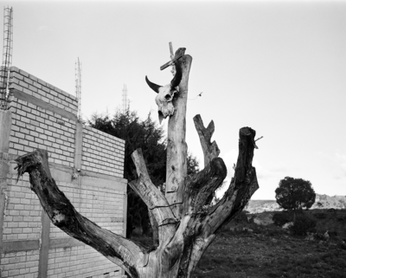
[15, 48, 259, 278]
[193, 114, 220, 166]
[165, 50, 191, 218]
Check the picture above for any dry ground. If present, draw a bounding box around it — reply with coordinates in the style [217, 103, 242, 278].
[192, 209, 346, 278]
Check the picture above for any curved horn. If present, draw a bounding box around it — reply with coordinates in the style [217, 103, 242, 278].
[170, 62, 182, 89]
[145, 76, 161, 93]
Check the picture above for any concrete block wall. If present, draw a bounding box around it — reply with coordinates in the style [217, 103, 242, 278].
[8, 95, 76, 167]
[0, 67, 127, 278]
[47, 246, 123, 278]
[8, 67, 77, 115]
[82, 126, 125, 178]
[1, 175, 42, 242]
[7, 67, 77, 166]
[0, 250, 39, 277]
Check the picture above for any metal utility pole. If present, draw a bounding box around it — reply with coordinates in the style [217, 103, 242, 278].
[0, 6, 13, 110]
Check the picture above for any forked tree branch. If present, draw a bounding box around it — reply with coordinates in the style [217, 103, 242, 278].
[185, 114, 224, 214]
[129, 148, 178, 242]
[14, 45, 259, 278]
[184, 157, 227, 213]
[177, 127, 258, 276]
[14, 149, 144, 278]
[204, 127, 259, 235]
[193, 114, 220, 167]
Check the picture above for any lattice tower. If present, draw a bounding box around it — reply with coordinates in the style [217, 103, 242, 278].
[0, 6, 13, 110]
[122, 83, 128, 112]
[75, 58, 82, 121]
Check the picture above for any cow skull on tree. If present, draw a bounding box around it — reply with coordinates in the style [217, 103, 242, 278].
[15, 47, 259, 278]
[145, 62, 182, 124]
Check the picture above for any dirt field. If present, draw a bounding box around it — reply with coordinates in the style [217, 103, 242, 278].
[192, 210, 346, 278]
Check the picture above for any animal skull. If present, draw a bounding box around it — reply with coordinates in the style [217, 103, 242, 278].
[155, 85, 177, 121]
[145, 62, 182, 123]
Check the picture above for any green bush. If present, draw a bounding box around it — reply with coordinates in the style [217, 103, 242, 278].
[314, 212, 327, 219]
[291, 214, 316, 235]
[272, 211, 292, 226]
[232, 210, 250, 224]
[336, 215, 346, 223]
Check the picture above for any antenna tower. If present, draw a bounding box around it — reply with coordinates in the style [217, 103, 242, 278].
[75, 58, 82, 121]
[122, 84, 128, 112]
[0, 6, 13, 110]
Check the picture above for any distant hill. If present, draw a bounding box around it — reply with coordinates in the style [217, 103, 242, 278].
[244, 200, 281, 213]
[313, 194, 346, 210]
[245, 194, 346, 214]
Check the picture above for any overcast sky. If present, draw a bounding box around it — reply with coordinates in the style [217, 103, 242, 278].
[5, 0, 345, 200]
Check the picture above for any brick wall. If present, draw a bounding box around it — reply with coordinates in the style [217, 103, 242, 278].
[9, 67, 77, 115]
[1, 250, 40, 277]
[82, 126, 125, 178]
[0, 67, 127, 278]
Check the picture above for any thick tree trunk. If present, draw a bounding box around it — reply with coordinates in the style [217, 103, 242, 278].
[166, 51, 191, 218]
[15, 49, 259, 278]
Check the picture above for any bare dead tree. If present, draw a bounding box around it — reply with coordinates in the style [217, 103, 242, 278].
[15, 48, 259, 278]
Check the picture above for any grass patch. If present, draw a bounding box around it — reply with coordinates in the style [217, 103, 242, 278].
[192, 209, 346, 278]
